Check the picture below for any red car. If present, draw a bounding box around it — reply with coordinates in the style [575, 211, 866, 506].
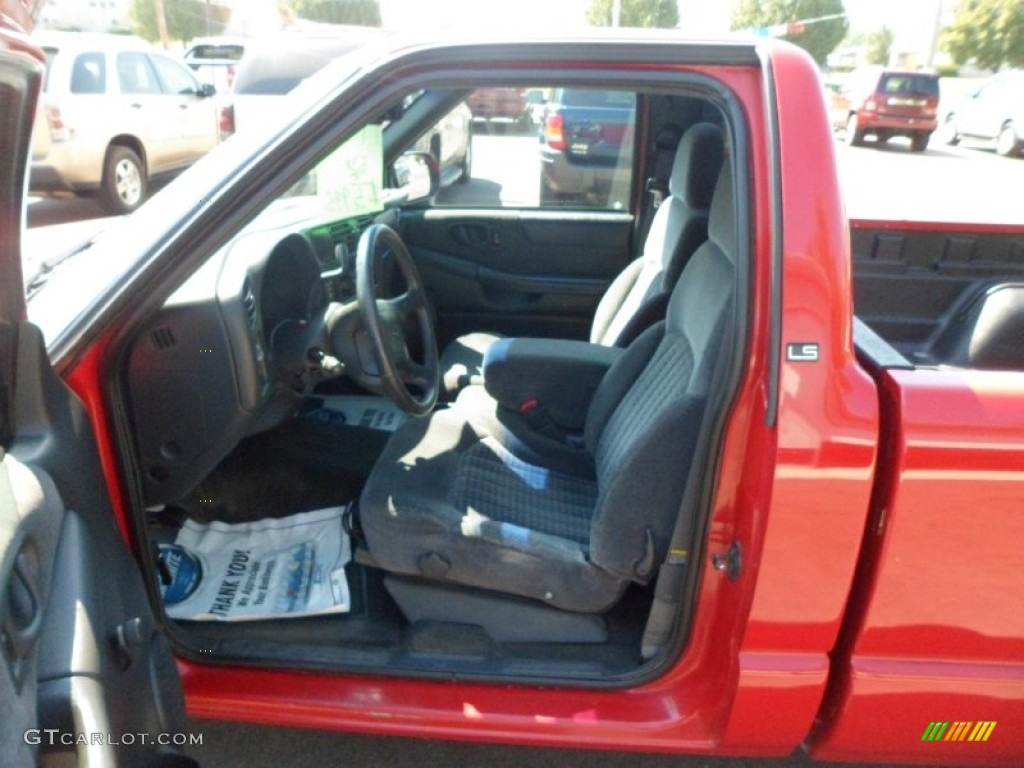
[833, 66, 940, 151]
[3, 7, 1023, 766]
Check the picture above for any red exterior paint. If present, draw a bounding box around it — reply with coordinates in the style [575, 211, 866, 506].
[0, 0, 42, 44]
[851, 218, 1024, 237]
[719, 43, 880, 749]
[811, 368, 1024, 765]
[66, 335, 136, 545]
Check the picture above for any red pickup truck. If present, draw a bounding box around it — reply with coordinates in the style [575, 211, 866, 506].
[465, 86, 531, 131]
[2, 8, 1022, 767]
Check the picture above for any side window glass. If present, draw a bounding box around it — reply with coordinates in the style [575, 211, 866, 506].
[977, 81, 1002, 101]
[117, 52, 161, 95]
[70, 52, 105, 94]
[427, 86, 636, 211]
[149, 54, 199, 95]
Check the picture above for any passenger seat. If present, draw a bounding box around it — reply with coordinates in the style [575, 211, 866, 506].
[439, 122, 725, 398]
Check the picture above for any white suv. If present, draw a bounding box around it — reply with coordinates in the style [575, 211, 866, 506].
[31, 32, 220, 213]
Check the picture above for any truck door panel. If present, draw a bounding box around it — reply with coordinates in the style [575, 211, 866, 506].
[9, 323, 194, 767]
[399, 209, 633, 346]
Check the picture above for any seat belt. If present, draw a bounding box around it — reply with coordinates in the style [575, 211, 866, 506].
[637, 125, 682, 245]
[640, 305, 736, 660]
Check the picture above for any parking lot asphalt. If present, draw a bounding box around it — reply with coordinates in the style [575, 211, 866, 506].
[188, 719, 843, 768]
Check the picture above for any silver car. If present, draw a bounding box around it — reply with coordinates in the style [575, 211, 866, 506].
[942, 71, 1024, 158]
[30, 32, 220, 213]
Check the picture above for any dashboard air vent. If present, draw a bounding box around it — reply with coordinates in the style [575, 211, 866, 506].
[151, 326, 177, 351]
[329, 215, 374, 253]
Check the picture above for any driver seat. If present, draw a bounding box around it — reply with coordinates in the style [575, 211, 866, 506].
[359, 159, 735, 618]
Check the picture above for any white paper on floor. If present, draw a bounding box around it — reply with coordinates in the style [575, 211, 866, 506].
[308, 396, 413, 432]
[157, 506, 351, 621]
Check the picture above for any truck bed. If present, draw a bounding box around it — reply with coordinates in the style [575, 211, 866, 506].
[851, 219, 1024, 369]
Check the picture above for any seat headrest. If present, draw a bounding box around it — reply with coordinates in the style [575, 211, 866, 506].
[654, 124, 683, 150]
[668, 123, 725, 210]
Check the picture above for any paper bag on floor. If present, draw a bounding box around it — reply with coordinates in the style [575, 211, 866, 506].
[157, 506, 351, 621]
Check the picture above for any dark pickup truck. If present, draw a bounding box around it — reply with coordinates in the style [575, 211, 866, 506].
[539, 87, 636, 207]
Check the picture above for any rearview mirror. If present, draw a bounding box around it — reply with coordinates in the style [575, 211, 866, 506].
[198, 82, 216, 98]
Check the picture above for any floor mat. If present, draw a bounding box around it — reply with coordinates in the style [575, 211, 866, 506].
[171, 417, 388, 523]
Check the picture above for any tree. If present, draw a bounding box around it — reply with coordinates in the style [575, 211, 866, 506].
[587, 0, 679, 29]
[865, 25, 894, 66]
[942, 0, 1024, 71]
[731, 0, 849, 65]
[131, 0, 230, 45]
[280, 0, 382, 27]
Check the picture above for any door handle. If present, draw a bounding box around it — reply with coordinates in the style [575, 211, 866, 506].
[449, 223, 499, 249]
[130, 102, 143, 109]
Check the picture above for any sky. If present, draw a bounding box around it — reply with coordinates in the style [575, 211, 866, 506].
[378, 0, 947, 57]
[43, 0, 950, 63]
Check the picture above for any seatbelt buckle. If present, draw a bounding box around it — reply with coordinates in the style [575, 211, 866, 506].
[518, 399, 567, 443]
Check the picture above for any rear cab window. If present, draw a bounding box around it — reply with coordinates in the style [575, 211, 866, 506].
[185, 43, 245, 63]
[879, 73, 939, 97]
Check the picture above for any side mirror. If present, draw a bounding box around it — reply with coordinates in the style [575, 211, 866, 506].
[392, 151, 439, 204]
[198, 83, 216, 98]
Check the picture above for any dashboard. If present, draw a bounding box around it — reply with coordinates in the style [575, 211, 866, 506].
[126, 201, 392, 506]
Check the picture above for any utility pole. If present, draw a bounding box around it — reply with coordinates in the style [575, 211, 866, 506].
[926, 0, 944, 68]
[153, 0, 170, 49]
[612, 0, 621, 27]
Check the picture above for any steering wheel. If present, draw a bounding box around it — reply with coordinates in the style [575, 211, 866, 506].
[355, 224, 439, 415]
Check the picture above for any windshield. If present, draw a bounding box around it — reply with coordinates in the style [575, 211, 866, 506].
[282, 124, 384, 217]
[186, 43, 244, 62]
[24, 43, 385, 348]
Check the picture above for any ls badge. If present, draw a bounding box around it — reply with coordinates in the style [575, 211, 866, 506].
[786, 342, 820, 362]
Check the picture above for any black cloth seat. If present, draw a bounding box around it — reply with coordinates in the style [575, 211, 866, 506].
[359, 158, 736, 614]
[439, 122, 725, 398]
